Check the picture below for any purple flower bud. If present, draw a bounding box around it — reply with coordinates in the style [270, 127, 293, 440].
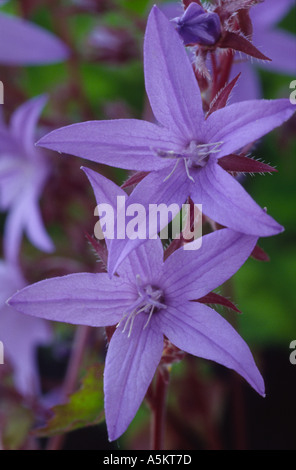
[171, 2, 221, 46]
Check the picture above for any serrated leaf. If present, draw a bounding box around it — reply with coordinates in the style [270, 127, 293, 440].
[34, 364, 105, 437]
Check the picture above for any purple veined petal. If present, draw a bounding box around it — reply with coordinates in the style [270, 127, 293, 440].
[254, 30, 296, 75]
[190, 159, 284, 236]
[229, 60, 262, 102]
[24, 196, 54, 254]
[37, 119, 179, 172]
[104, 313, 164, 441]
[107, 164, 190, 276]
[144, 6, 205, 141]
[155, 301, 265, 396]
[206, 98, 295, 158]
[8, 272, 136, 327]
[162, 228, 257, 302]
[0, 12, 69, 65]
[251, 0, 295, 29]
[82, 166, 165, 282]
[10, 95, 48, 158]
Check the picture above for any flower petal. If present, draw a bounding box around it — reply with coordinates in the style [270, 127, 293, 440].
[0, 12, 69, 65]
[104, 314, 163, 441]
[107, 165, 190, 276]
[37, 119, 178, 171]
[162, 228, 257, 301]
[256, 30, 296, 75]
[156, 302, 265, 396]
[190, 159, 284, 236]
[24, 197, 54, 254]
[206, 98, 295, 159]
[8, 273, 135, 327]
[251, 0, 295, 29]
[144, 6, 205, 140]
[10, 95, 48, 158]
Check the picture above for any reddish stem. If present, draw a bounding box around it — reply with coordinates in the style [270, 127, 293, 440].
[150, 368, 169, 450]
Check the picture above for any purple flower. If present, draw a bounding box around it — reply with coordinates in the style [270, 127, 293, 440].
[171, 2, 221, 46]
[0, 7, 69, 65]
[0, 260, 51, 396]
[0, 95, 54, 263]
[7, 171, 264, 440]
[36, 6, 295, 275]
[230, 0, 296, 101]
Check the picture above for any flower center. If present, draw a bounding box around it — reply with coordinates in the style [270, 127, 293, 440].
[117, 275, 166, 338]
[154, 140, 223, 182]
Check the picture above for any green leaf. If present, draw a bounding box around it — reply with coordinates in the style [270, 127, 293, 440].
[35, 364, 105, 437]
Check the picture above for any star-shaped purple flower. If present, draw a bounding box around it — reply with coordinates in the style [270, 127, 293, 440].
[0, 3, 69, 65]
[0, 260, 51, 396]
[36, 6, 295, 275]
[0, 95, 54, 263]
[8, 169, 264, 441]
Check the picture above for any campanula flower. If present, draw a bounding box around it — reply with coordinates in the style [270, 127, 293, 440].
[36, 6, 295, 275]
[8, 171, 264, 440]
[0, 95, 54, 263]
[171, 2, 221, 46]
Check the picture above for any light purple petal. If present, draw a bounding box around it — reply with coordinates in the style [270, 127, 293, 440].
[24, 197, 54, 254]
[0, 13, 69, 65]
[104, 313, 163, 441]
[37, 119, 179, 172]
[144, 6, 205, 141]
[160, 2, 184, 20]
[251, 0, 295, 29]
[190, 159, 284, 236]
[162, 228, 257, 301]
[229, 60, 262, 102]
[156, 302, 265, 396]
[8, 273, 135, 327]
[10, 95, 48, 158]
[206, 98, 295, 158]
[107, 165, 190, 276]
[3, 195, 28, 264]
[255, 30, 296, 75]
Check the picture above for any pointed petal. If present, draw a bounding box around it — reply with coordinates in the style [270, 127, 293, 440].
[144, 6, 205, 140]
[256, 30, 296, 75]
[82, 166, 165, 281]
[163, 228, 257, 301]
[107, 165, 190, 276]
[8, 273, 135, 327]
[10, 95, 47, 157]
[190, 159, 284, 236]
[104, 314, 163, 441]
[24, 197, 54, 254]
[206, 98, 295, 159]
[0, 13, 69, 65]
[37, 119, 178, 171]
[156, 302, 265, 396]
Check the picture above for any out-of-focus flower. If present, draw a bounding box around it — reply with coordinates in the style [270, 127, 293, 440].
[0, 95, 54, 263]
[0, 260, 51, 396]
[87, 25, 138, 64]
[0, 5, 69, 65]
[230, 0, 296, 101]
[37, 7, 295, 276]
[171, 2, 221, 46]
[8, 170, 264, 441]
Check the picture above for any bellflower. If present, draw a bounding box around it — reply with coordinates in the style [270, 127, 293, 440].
[229, 0, 296, 101]
[36, 6, 295, 275]
[0, 260, 51, 396]
[0, 5, 69, 65]
[171, 2, 221, 46]
[0, 95, 54, 263]
[8, 170, 264, 440]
